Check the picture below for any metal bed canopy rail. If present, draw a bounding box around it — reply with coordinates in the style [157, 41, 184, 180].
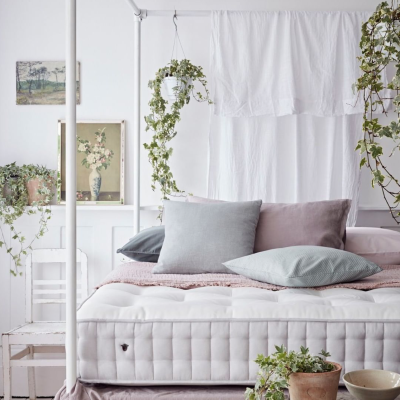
[65, 0, 212, 394]
[126, 0, 211, 17]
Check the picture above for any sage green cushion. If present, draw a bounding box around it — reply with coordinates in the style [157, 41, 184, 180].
[223, 246, 382, 287]
[153, 199, 262, 274]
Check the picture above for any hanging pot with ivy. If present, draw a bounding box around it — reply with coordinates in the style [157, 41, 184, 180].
[143, 13, 213, 219]
[0, 163, 57, 275]
[163, 73, 193, 100]
[144, 59, 212, 218]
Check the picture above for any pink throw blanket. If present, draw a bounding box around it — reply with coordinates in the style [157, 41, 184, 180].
[97, 262, 400, 291]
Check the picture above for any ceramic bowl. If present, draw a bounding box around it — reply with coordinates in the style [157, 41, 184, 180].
[343, 369, 400, 400]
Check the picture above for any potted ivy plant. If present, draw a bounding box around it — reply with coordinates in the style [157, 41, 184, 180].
[25, 164, 56, 205]
[144, 59, 212, 219]
[245, 345, 341, 400]
[0, 162, 57, 275]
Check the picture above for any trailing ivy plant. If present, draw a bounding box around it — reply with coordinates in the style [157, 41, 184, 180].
[355, 1, 400, 223]
[144, 59, 212, 218]
[245, 345, 334, 400]
[0, 163, 57, 275]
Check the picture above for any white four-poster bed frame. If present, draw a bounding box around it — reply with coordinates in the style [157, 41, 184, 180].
[60, 3, 400, 395]
[65, 0, 210, 393]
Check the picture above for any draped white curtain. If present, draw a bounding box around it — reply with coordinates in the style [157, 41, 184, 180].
[208, 11, 372, 225]
[209, 114, 363, 226]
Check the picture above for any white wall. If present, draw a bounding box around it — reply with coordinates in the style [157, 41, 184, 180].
[1, 0, 399, 397]
[0, 0, 213, 209]
[1, 0, 398, 211]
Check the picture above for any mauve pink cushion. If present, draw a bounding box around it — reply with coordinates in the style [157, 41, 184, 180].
[345, 227, 400, 265]
[187, 196, 351, 251]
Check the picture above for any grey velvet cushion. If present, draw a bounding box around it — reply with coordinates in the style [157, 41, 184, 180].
[223, 246, 382, 287]
[117, 226, 165, 262]
[153, 200, 262, 274]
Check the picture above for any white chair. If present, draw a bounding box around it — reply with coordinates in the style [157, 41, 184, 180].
[2, 249, 88, 400]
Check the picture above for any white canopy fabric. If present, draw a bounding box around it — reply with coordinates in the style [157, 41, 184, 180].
[208, 11, 373, 225]
[211, 11, 371, 118]
[208, 113, 363, 226]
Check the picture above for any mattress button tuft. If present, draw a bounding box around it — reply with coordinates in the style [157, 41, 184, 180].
[121, 344, 129, 351]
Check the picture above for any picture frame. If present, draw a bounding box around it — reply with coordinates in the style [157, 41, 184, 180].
[16, 61, 80, 105]
[58, 120, 125, 205]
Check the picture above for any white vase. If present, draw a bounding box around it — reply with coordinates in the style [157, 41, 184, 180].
[89, 169, 101, 201]
[163, 76, 192, 100]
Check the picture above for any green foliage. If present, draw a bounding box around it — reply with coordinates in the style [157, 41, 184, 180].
[0, 163, 57, 275]
[355, 1, 400, 223]
[245, 345, 335, 400]
[144, 59, 212, 219]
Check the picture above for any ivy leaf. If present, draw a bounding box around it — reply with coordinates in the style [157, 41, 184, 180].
[372, 170, 385, 186]
[379, 126, 393, 138]
[275, 345, 285, 353]
[368, 143, 383, 159]
[300, 346, 308, 355]
[355, 140, 367, 154]
[320, 350, 331, 358]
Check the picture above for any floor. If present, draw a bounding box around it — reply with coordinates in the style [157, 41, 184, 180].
[0, 387, 369, 399]
[284, 388, 354, 399]
[49, 385, 358, 400]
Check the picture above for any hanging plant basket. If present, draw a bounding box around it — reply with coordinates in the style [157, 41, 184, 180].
[144, 59, 212, 219]
[163, 75, 193, 100]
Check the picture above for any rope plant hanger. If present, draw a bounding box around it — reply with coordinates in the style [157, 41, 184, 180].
[144, 12, 212, 219]
[356, 0, 400, 223]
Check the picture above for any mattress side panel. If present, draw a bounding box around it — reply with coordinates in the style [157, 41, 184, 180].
[77, 320, 400, 385]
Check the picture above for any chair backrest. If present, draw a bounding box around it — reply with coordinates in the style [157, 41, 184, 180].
[25, 248, 88, 323]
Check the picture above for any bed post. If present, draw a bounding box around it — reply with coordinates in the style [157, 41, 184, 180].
[66, 0, 77, 394]
[133, 13, 141, 235]
[125, 0, 142, 235]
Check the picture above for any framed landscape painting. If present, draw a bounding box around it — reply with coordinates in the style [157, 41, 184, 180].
[58, 120, 125, 204]
[16, 61, 80, 105]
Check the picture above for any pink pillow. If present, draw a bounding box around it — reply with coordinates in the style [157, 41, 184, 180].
[187, 196, 351, 251]
[345, 227, 400, 265]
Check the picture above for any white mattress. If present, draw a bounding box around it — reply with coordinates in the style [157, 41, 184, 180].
[78, 283, 400, 321]
[77, 284, 400, 385]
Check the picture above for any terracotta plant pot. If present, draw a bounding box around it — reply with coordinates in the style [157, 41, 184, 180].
[288, 362, 342, 400]
[25, 178, 50, 206]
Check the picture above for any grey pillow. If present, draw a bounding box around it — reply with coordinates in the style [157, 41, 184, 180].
[223, 246, 382, 287]
[187, 196, 351, 251]
[153, 200, 262, 274]
[117, 226, 164, 262]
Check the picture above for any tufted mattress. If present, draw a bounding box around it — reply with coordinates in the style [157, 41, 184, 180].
[77, 284, 400, 385]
